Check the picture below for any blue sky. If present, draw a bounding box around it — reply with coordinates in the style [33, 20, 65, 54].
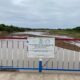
[0, 0, 80, 29]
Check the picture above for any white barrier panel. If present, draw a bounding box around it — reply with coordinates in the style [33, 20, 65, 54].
[0, 39, 28, 67]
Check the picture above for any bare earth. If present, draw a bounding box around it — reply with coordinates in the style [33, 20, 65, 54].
[0, 71, 80, 80]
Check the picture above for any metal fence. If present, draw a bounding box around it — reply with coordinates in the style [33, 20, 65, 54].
[0, 36, 80, 72]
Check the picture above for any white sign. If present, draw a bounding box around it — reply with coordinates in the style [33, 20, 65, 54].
[27, 37, 55, 58]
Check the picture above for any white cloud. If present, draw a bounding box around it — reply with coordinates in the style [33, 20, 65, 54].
[0, 0, 80, 28]
[11, 0, 24, 5]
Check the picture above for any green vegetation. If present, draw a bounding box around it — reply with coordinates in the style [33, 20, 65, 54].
[0, 24, 32, 36]
[49, 27, 80, 38]
[0, 24, 26, 33]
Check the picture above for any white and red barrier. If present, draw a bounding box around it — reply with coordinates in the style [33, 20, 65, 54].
[0, 36, 79, 71]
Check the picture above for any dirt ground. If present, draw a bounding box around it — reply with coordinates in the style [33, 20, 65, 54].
[0, 71, 80, 80]
[55, 39, 80, 51]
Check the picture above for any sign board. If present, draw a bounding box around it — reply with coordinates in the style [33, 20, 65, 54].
[27, 37, 55, 58]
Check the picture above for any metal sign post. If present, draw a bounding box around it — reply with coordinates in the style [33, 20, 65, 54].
[39, 59, 42, 73]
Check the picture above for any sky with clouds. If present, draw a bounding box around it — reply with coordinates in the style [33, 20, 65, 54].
[0, 0, 80, 29]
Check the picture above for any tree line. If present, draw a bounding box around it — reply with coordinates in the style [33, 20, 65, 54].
[0, 24, 80, 32]
[0, 24, 33, 33]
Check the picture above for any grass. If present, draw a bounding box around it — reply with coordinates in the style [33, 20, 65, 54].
[0, 31, 9, 36]
[49, 29, 80, 38]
